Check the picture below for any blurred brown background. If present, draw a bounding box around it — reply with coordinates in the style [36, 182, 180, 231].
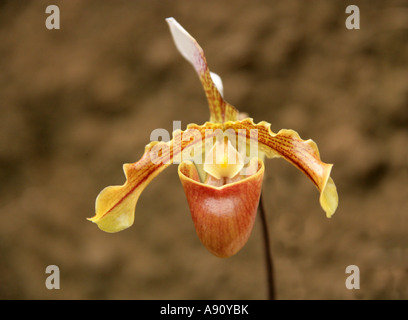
[0, 0, 407, 299]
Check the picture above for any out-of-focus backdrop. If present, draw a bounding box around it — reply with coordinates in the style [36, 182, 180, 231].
[0, 0, 407, 299]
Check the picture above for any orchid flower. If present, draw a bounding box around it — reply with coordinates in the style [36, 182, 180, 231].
[88, 18, 338, 258]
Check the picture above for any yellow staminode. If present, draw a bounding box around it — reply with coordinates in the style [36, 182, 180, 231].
[203, 138, 244, 179]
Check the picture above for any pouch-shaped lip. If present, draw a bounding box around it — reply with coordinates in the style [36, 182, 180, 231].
[178, 159, 265, 258]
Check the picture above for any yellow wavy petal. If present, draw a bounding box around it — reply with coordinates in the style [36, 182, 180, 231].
[88, 143, 171, 232]
[166, 17, 238, 123]
[88, 122, 224, 232]
[222, 118, 339, 217]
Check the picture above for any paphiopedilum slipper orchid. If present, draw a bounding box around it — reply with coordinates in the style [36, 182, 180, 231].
[88, 18, 338, 258]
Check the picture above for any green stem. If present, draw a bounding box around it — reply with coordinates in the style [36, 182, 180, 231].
[258, 193, 276, 300]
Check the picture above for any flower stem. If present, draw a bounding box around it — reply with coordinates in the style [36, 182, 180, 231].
[258, 193, 276, 300]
